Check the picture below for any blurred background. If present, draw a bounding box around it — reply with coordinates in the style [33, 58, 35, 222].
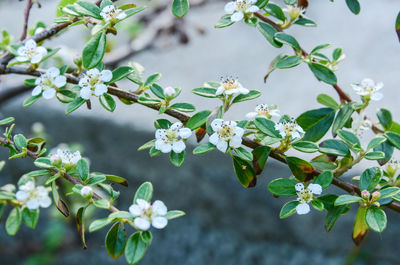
[1, 0, 400, 264]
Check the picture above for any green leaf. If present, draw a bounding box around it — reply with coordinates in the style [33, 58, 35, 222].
[379, 187, 400, 199]
[23, 95, 41, 107]
[0, 117, 14, 126]
[193, 142, 216, 155]
[334, 195, 362, 206]
[133, 182, 153, 203]
[268, 178, 298, 196]
[332, 103, 354, 135]
[22, 208, 39, 229]
[125, 232, 147, 265]
[34, 157, 54, 169]
[13, 134, 27, 150]
[232, 90, 261, 103]
[296, 108, 335, 142]
[285, 157, 315, 182]
[377, 108, 392, 130]
[294, 18, 317, 27]
[105, 175, 128, 187]
[106, 222, 127, 259]
[108, 66, 133, 83]
[170, 103, 196, 112]
[137, 96, 161, 106]
[77, 159, 89, 181]
[320, 194, 350, 232]
[364, 151, 385, 161]
[192, 87, 217, 98]
[76, 206, 87, 248]
[232, 155, 257, 188]
[6, 207, 22, 235]
[256, 22, 282, 48]
[186, 110, 211, 130]
[337, 129, 361, 151]
[311, 199, 324, 211]
[254, 117, 281, 138]
[165, 210, 185, 220]
[89, 217, 113, 232]
[99, 93, 116, 112]
[360, 167, 382, 192]
[308, 62, 337, 85]
[149, 84, 165, 99]
[100, 0, 113, 10]
[170, 151, 185, 167]
[374, 141, 394, 166]
[93, 199, 110, 209]
[154, 119, 172, 129]
[274, 32, 301, 52]
[82, 32, 106, 69]
[367, 137, 386, 151]
[233, 147, 253, 161]
[140, 231, 152, 245]
[274, 55, 302, 69]
[66, 97, 86, 114]
[365, 207, 386, 233]
[75, 1, 102, 18]
[26, 169, 50, 178]
[310, 44, 331, 54]
[138, 139, 156, 151]
[319, 139, 350, 157]
[292, 141, 319, 153]
[56, 0, 78, 16]
[252, 146, 271, 172]
[172, 0, 189, 17]
[144, 73, 162, 87]
[345, 0, 361, 15]
[385, 131, 400, 150]
[279, 201, 299, 219]
[267, 3, 286, 21]
[215, 14, 234, 28]
[314, 171, 333, 190]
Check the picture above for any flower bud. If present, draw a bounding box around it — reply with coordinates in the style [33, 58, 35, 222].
[163, 86, 175, 98]
[361, 190, 370, 199]
[287, 6, 303, 21]
[371, 191, 381, 201]
[50, 154, 61, 164]
[80, 186, 93, 197]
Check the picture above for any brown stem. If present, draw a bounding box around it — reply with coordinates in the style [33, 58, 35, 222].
[20, 0, 33, 41]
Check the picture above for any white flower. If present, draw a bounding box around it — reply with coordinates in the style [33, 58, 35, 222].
[56, 149, 81, 165]
[78, 69, 112, 100]
[163, 86, 176, 97]
[294, 183, 322, 215]
[16, 39, 47, 64]
[155, 122, 192, 153]
[209, 119, 244, 152]
[216, 78, 249, 96]
[224, 0, 259, 22]
[32, 67, 66, 99]
[129, 199, 168, 230]
[100, 5, 127, 22]
[274, 119, 304, 140]
[246, 104, 281, 119]
[16, 181, 51, 210]
[80, 186, 93, 197]
[351, 78, 383, 101]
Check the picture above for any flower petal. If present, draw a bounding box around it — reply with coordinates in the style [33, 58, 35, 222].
[308, 184, 322, 195]
[39, 196, 52, 208]
[216, 140, 228, 153]
[152, 217, 168, 229]
[94, 84, 107, 96]
[26, 199, 40, 210]
[54, 76, 67, 88]
[209, 133, 219, 145]
[296, 203, 310, 215]
[42, 88, 56, 99]
[152, 200, 167, 215]
[32, 86, 42, 96]
[47, 67, 60, 77]
[80, 87, 92, 100]
[224, 2, 236, 14]
[100, 70, 112, 82]
[295, 183, 304, 192]
[134, 217, 151, 231]
[231, 12, 244, 22]
[129, 204, 142, 216]
[16, 190, 28, 202]
[178, 128, 192, 139]
[211, 119, 223, 131]
[172, 140, 186, 153]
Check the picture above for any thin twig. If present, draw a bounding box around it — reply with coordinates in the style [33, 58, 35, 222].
[20, 0, 33, 41]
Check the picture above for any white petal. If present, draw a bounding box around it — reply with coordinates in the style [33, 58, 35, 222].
[25, 39, 37, 49]
[87, 68, 100, 76]
[215, 86, 224, 95]
[32, 86, 42, 96]
[178, 128, 192, 139]
[155, 129, 166, 139]
[211, 119, 223, 131]
[361, 78, 374, 87]
[94, 84, 107, 96]
[26, 199, 40, 210]
[129, 204, 142, 216]
[134, 217, 151, 231]
[172, 140, 186, 153]
[209, 133, 219, 145]
[296, 203, 310, 215]
[371, 92, 383, 101]
[216, 140, 228, 153]
[152, 200, 167, 215]
[375, 82, 384, 91]
[229, 136, 242, 148]
[246, 5, 259, 13]
[246, 112, 258, 119]
[170, 122, 183, 131]
[42, 88, 56, 99]
[100, 70, 112, 82]
[54, 76, 66, 88]
[292, 132, 301, 140]
[39, 196, 52, 208]
[224, 2, 236, 14]
[152, 217, 168, 229]
[31, 54, 43, 64]
[159, 142, 172, 153]
[308, 184, 322, 195]
[295, 183, 305, 192]
[238, 87, 249, 94]
[116, 12, 127, 20]
[234, 127, 244, 138]
[137, 199, 150, 210]
[17, 46, 27, 56]
[80, 87, 92, 100]
[16, 56, 28, 62]
[231, 12, 244, 22]
[16, 190, 28, 202]
[224, 88, 237, 95]
[47, 67, 60, 77]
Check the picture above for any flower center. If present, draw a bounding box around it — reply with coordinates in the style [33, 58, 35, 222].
[298, 189, 313, 203]
[236, 1, 251, 12]
[163, 129, 179, 144]
[218, 125, 235, 140]
[222, 79, 239, 91]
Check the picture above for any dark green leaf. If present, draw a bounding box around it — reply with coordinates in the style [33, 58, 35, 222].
[106, 222, 127, 259]
[308, 62, 337, 85]
[314, 171, 333, 190]
[365, 207, 386, 233]
[172, 0, 189, 17]
[319, 139, 350, 157]
[360, 167, 382, 192]
[133, 182, 153, 203]
[186, 110, 211, 130]
[256, 22, 282, 48]
[345, 0, 360, 15]
[232, 155, 257, 188]
[285, 156, 315, 181]
[280, 201, 299, 219]
[232, 90, 261, 103]
[268, 178, 298, 196]
[82, 32, 106, 69]
[296, 108, 335, 142]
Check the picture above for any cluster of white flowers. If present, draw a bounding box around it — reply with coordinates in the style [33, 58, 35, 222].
[246, 104, 280, 119]
[32, 67, 66, 99]
[78, 69, 112, 100]
[100, 5, 127, 22]
[51, 149, 82, 166]
[295, 183, 322, 215]
[16, 39, 47, 64]
[129, 199, 168, 230]
[216, 78, 249, 96]
[224, 0, 259, 22]
[155, 122, 192, 153]
[351, 78, 383, 101]
[209, 119, 244, 152]
[16, 181, 51, 210]
[275, 119, 304, 140]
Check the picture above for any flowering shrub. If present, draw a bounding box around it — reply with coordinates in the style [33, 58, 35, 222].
[0, 0, 400, 263]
